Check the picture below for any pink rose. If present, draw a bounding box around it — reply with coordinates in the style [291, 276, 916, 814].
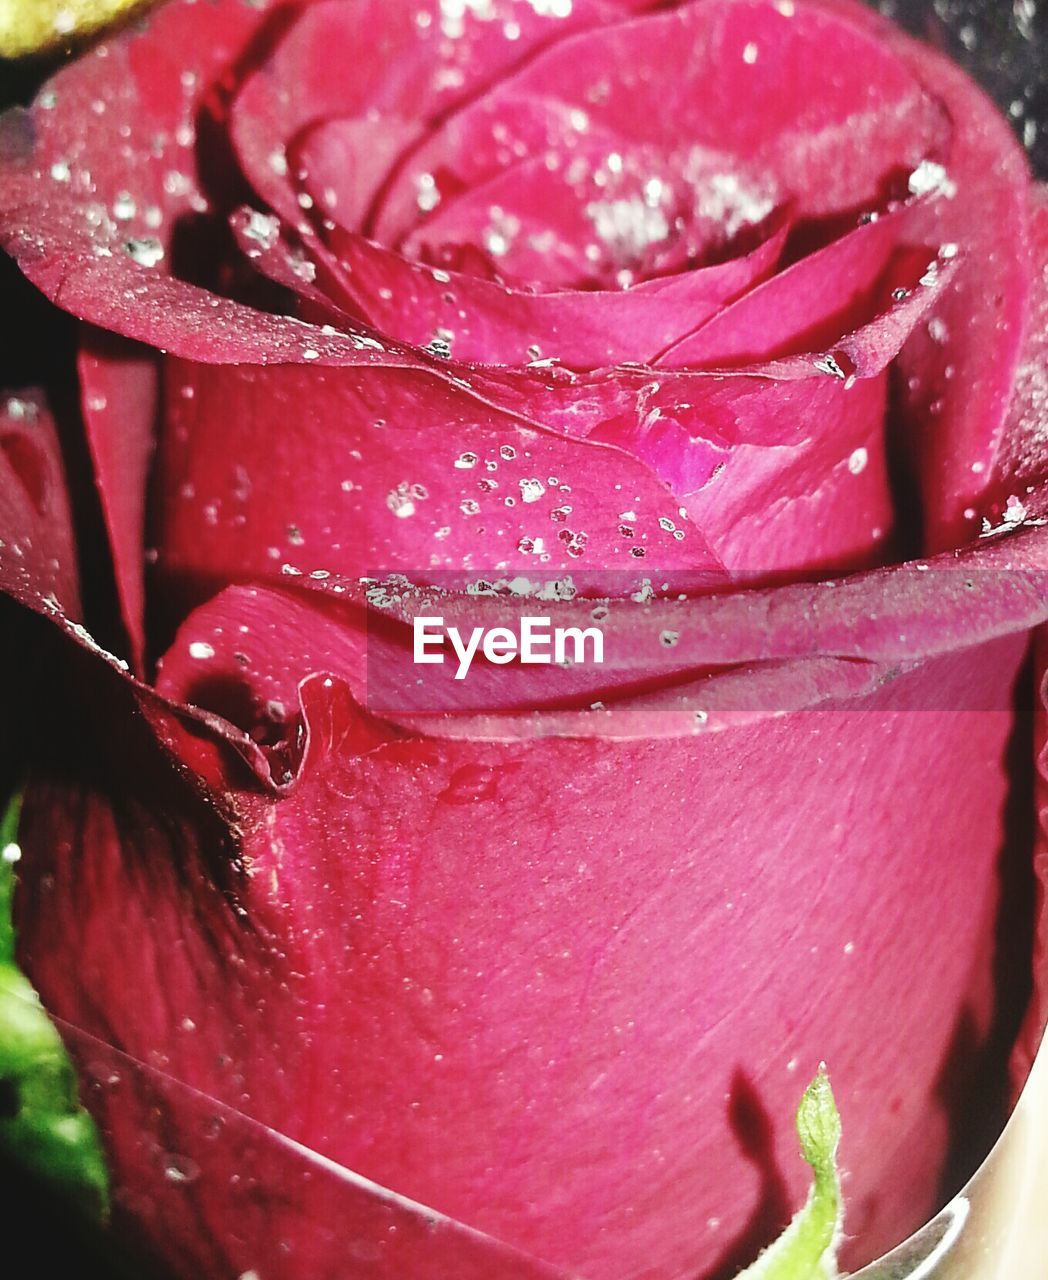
[1, 0, 1047, 1277]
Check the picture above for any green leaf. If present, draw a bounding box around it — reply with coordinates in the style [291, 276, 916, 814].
[0, 792, 110, 1218]
[736, 1067, 843, 1280]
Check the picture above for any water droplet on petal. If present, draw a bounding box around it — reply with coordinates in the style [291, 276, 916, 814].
[123, 238, 164, 267]
[163, 1154, 201, 1185]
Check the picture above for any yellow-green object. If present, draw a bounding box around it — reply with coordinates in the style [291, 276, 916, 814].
[0, 0, 147, 57]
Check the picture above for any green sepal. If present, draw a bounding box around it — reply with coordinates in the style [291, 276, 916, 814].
[736, 1067, 843, 1280]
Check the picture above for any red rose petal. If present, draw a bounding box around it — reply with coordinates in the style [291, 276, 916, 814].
[149, 359, 720, 626]
[469, 359, 914, 581]
[894, 51, 1032, 549]
[50, 1021, 574, 1280]
[656, 195, 926, 369]
[2, 9, 1046, 1280]
[800, 0, 1034, 547]
[376, 527, 1048, 739]
[214, 207, 938, 584]
[373, 0, 948, 245]
[304, 508, 1048, 744]
[78, 329, 157, 673]
[309, 195, 790, 368]
[17, 629, 1032, 1279]
[388, 143, 778, 290]
[0, 0, 422, 369]
[0, 389, 81, 621]
[995, 186, 1048, 493]
[744, 245, 958, 383]
[229, 0, 654, 232]
[596, 375, 896, 575]
[227, 205, 363, 328]
[152, 516, 1048, 736]
[0, 213, 402, 366]
[153, 581, 760, 727]
[151, 340, 909, 611]
[1014, 634, 1048, 1091]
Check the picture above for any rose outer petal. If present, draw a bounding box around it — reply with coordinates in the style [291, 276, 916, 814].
[150, 339, 915, 612]
[800, 0, 1034, 549]
[1015, 634, 1048, 1093]
[0, 0, 425, 369]
[11, 485, 1048, 1280]
[149, 516, 1048, 741]
[0, 389, 81, 621]
[588, 374, 896, 574]
[996, 187, 1048, 493]
[993, 192, 1048, 1098]
[48, 1020, 575, 1280]
[16, 624, 1033, 1279]
[78, 328, 157, 673]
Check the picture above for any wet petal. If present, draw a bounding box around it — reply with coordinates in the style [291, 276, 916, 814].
[0, 390, 80, 621]
[15, 620, 1033, 1278]
[313, 200, 790, 368]
[149, 360, 718, 630]
[656, 195, 925, 368]
[801, 0, 1034, 546]
[78, 329, 156, 672]
[229, 0, 652, 231]
[373, 0, 948, 244]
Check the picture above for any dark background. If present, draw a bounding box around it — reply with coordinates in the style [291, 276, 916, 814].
[0, 0, 1045, 1275]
